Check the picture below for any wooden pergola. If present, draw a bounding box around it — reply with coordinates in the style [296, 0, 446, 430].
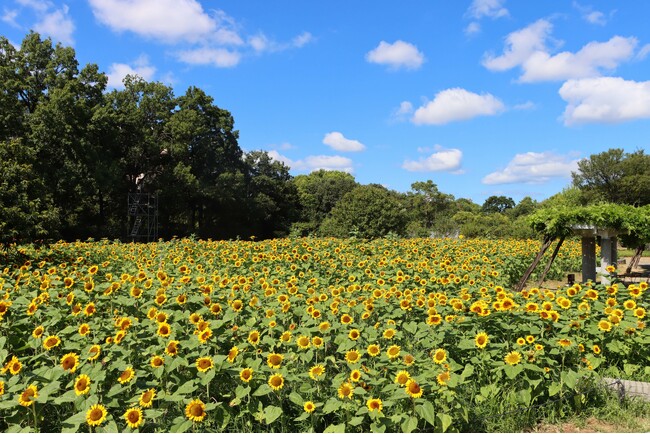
[515, 203, 650, 291]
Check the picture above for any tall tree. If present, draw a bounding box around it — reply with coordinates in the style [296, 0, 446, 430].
[481, 195, 515, 213]
[404, 180, 456, 237]
[572, 148, 650, 205]
[320, 184, 407, 238]
[293, 170, 357, 235]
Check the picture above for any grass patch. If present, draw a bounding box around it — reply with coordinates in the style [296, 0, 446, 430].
[618, 248, 650, 257]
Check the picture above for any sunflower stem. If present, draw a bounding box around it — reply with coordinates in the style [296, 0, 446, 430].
[31, 402, 38, 431]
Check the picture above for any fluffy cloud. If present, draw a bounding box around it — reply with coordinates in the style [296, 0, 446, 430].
[106, 55, 156, 88]
[249, 31, 313, 54]
[464, 22, 481, 36]
[268, 151, 354, 173]
[482, 152, 579, 184]
[573, 2, 608, 25]
[483, 19, 637, 82]
[366, 40, 424, 70]
[411, 88, 504, 125]
[322, 132, 366, 152]
[467, 0, 509, 19]
[559, 77, 650, 125]
[176, 47, 241, 68]
[88, 0, 225, 44]
[33, 5, 75, 45]
[2, 9, 20, 27]
[402, 147, 463, 172]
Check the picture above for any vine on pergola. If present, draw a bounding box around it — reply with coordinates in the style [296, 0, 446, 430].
[515, 203, 650, 291]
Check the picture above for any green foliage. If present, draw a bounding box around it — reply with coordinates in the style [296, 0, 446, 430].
[292, 170, 357, 236]
[320, 185, 407, 239]
[528, 203, 650, 247]
[481, 195, 515, 214]
[0, 139, 60, 247]
[572, 148, 650, 206]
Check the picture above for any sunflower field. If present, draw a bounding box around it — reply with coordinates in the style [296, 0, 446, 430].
[0, 237, 648, 432]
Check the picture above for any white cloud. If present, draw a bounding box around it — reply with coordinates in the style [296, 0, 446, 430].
[465, 22, 481, 35]
[573, 2, 608, 25]
[268, 151, 354, 173]
[106, 55, 156, 88]
[16, 0, 51, 13]
[322, 132, 366, 152]
[248, 31, 312, 54]
[482, 152, 579, 184]
[559, 77, 650, 125]
[483, 19, 637, 82]
[467, 0, 509, 19]
[2, 9, 20, 27]
[33, 5, 75, 45]
[176, 47, 241, 68]
[390, 101, 414, 122]
[365, 40, 424, 70]
[402, 147, 463, 173]
[411, 88, 504, 125]
[88, 0, 227, 44]
[637, 44, 650, 60]
[514, 101, 536, 110]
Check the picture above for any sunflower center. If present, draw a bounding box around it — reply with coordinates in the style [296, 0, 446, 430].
[128, 411, 139, 422]
[90, 409, 103, 421]
[191, 405, 204, 417]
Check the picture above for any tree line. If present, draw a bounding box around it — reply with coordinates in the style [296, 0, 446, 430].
[2, 32, 649, 246]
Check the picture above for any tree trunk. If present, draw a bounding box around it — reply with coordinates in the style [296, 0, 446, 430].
[536, 236, 565, 286]
[625, 246, 645, 274]
[515, 235, 555, 292]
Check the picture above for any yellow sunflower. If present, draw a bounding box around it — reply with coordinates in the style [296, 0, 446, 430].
[475, 332, 489, 349]
[394, 370, 411, 386]
[309, 364, 325, 380]
[312, 336, 324, 348]
[367, 344, 381, 357]
[345, 349, 361, 364]
[43, 335, 61, 350]
[405, 379, 423, 398]
[268, 373, 285, 391]
[86, 404, 107, 427]
[227, 346, 239, 363]
[432, 348, 447, 364]
[139, 388, 156, 408]
[239, 368, 254, 383]
[165, 340, 180, 357]
[366, 397, 383, 412]
[60, 352, 80, 373]
[123, 407, 144, 429]
[386, 345, 401, 359]
[157, 322, 172, 337]
[303, 401, 316, 413]
[504, 351, 522, 366]
[87, 344, 101, 361]
[32, 326, 44, 339]
[18, 384, 38, 406]
[3, 356, 22, 375]
[196, 356, 214, 373]
[598, 320, 612, 332]
[118, 367, 135, 384]
[436, 371, 451, 386]
[337, 382, 354, 399]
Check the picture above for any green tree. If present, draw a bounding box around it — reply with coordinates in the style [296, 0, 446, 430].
[292, 170, 357, 235]
[481, 195, 515, 213]
[0, 139, 59, 248]
[243, 151, 300, 239]
[320, 184, 407, 238]
[404, 180, 456, 237]
[572, 148, 650, 205]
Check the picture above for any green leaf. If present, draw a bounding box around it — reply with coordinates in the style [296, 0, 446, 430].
[561, 369, 579, 390]
[200, 368, 215, 385]
[370, 422, 386, 432]
[169, 418, 193, 433]
[289, 391, 303, 406]
[322, 398, 342, 414]
[504, 364, 523, 379]
[401, 415, 418, 433]
[324, 423, 346, 433]
[264, 405, 283, 424]
[403, 321, 417, 334]
[253, 384, 272, 396]
[175, 380, 197, 395]
[106, 383, 124, 398]
[348, 416, 364, 427]
[460, 364, 474, 379]
[416, 401, 436, 426]
[548, 382, 562, 397]
[437, 414, 453, 433]
[54, 389, 79, 404]
[235, 385, 251, 400]
[61, 410, 87, 433]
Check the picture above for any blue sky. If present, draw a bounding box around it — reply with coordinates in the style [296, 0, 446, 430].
[2, 0, 650, 205]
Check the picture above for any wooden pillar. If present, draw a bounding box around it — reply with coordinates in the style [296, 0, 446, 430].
[582, 236, 597, 283]
[601, 236, 613, 285]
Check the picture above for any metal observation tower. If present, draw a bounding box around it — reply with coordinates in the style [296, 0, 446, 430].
[127, 190, 158, 242]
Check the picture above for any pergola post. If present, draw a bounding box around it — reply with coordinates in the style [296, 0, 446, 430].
[599, 233, 617, 285]
[581, 235, 597, 283]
